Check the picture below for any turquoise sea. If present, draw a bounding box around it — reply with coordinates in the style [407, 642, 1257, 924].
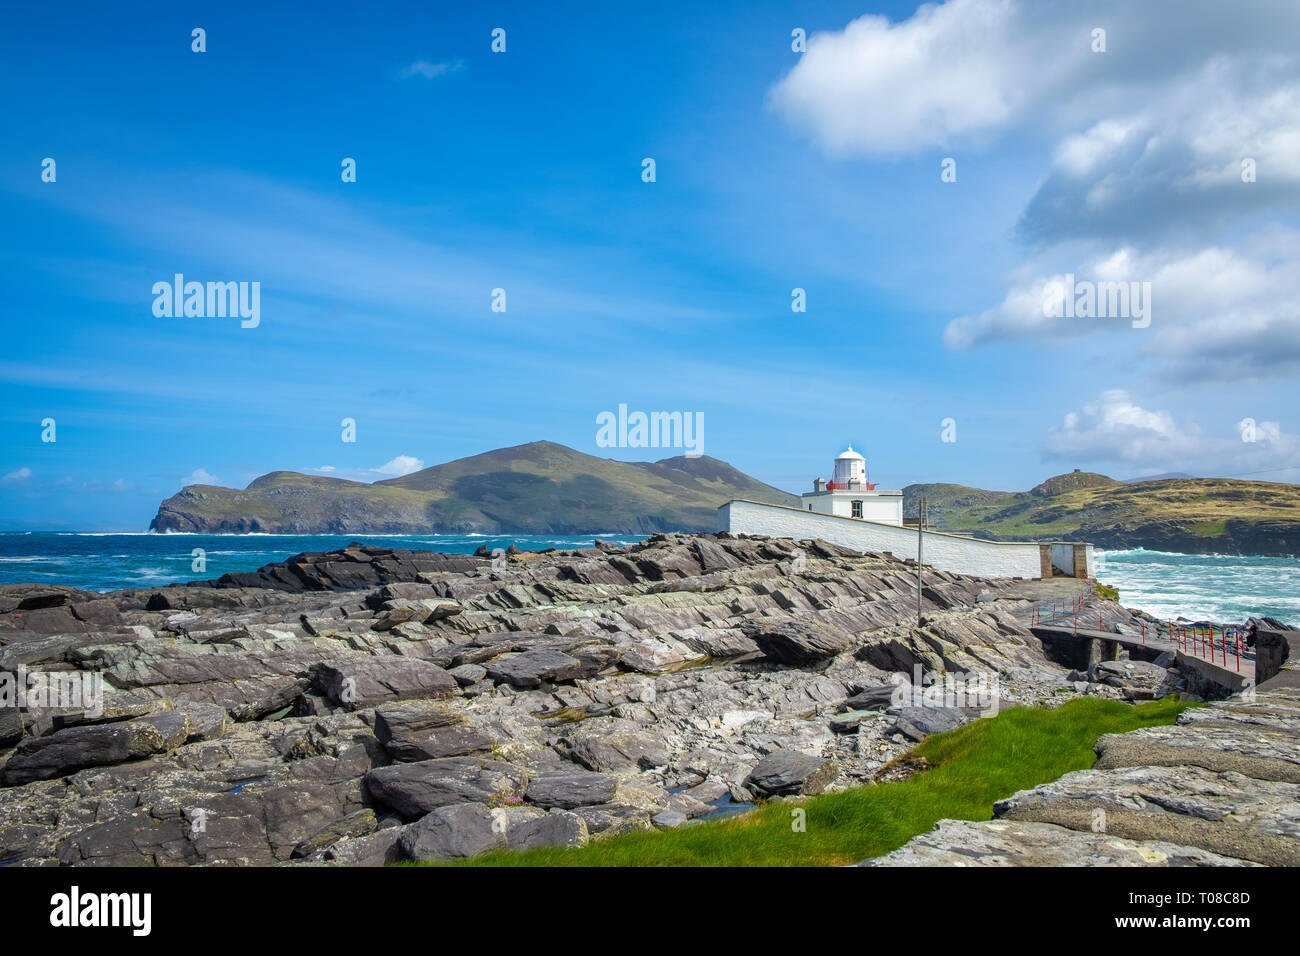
[0, 534, 1295, 627]
[0, 533, 640, 593]
[1094, 548, 1299, 625]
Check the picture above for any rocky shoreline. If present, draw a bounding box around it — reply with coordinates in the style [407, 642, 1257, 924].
[867, 681, 1300, 867]
[0, 533, 1268, 866]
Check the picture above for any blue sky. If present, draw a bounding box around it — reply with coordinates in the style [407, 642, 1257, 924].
[2, 0, 1299, 530]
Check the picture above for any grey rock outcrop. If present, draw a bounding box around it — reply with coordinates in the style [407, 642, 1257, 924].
[866, 687, 1300, 866]
[0, 533, 1148, 866]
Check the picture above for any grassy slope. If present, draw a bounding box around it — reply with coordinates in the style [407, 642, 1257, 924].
[380, 441, 797, 529]
[946, 479, 1300, 538]
[159, 476, 443, 521]
[908, 475, 1300, 543]
[425, 696, 1188, 868]
[153, 441, 799, 532]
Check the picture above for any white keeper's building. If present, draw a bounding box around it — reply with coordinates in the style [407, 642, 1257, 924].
[801, 445, 904, 525]
[718, 444, 1094, 581]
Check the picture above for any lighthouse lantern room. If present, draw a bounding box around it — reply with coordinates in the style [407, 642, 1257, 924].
[803, 445, 904, 525]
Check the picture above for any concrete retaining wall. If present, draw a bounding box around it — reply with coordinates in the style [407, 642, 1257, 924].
[720, 499, 1050, 579]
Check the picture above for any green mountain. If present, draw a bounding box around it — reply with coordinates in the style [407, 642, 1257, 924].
[904, 471, 1300, 555]
[149, 441, 799, 534]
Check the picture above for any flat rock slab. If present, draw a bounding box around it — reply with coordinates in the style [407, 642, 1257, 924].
[1096, 723, 1300, 782]
[373, 700, 462, 743]
[525, 770, 617, 809]
[169, 674, 308, 722]
[0, 706, 22, 747]
[564, 728, 668, 773]
[746, 749, 838, 796]
[1093, 659, 1167, 689]
[886, 706, 972, 742]
[386, 726, 496, 762]
[995, 764, 1300, 837]
[365, 757, 528, 817]
[739, 617, 854, 665]
[861, 819, 1260, 866]
[485, 649, 583, 689]
[316, 659, 456, 710]
[844, 683, 899, 711]
[0, 722, 163, 784]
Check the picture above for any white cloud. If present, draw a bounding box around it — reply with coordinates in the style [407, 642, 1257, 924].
[1046, 390, 1300, 479]
[768, 0, 1059, 156]
[1018, 57, 1300, 242]
[400, 59, 462, 80]
[1046, 390, 1205, 463]
[942, 228, 1300, 379]
[182, 468, 220, 486]
[770, 0, 1300, 166]
[372, 455, 425, 477]
[2, 467, 32, 483]
[770, 0, 1300, 380]
[306, 456, 427, 481]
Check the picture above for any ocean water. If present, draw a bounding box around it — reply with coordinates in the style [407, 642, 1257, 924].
[1, 535, 1296, 626]
[0, 533, 640, 593]
[1095, 548, 1300, 625]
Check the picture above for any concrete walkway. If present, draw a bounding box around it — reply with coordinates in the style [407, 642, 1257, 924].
[1033, 623, 1253, 693]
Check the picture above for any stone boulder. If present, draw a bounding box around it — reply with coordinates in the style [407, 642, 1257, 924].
[739, 617, 855, 665]
[525, 770, 618, 809]
[385, 725, 496, 762]
[315, 658, 457, 710]
[506, 810, 588, 851]
[885, 706, 972, 742]
[399, 803, 505, 861]
[364, 757, 528, 817]
[3, 724, 133, 784]
[484, 649, 584, 689]
[745, 749, 838, 796]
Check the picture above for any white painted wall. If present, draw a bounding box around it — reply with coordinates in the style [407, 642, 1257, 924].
[802, 491, 904, 525]
[719, 499, 1049, 580]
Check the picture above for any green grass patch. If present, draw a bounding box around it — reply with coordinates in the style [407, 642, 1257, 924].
[1095, 581, 1120, 601]
[421, 696, 1190, 868]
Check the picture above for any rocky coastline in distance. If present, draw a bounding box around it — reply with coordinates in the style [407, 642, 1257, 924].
[148, 441, 1300, 556]
[1, 532, 1294, 866]
[147, 441, 799, 536]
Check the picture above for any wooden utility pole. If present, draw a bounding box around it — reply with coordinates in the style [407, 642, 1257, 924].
[916, 496, 926, 625]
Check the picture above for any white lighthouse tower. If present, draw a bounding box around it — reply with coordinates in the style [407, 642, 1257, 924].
[831, 445, 869, 489]
[803, 445, 904, 524]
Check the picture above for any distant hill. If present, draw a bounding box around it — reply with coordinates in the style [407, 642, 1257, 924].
[905, 471, 1300, 555]
[150, 441, 799, 534]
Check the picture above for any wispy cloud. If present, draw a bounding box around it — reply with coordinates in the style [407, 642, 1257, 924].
[771, 0, 1300, 386]
[307, 456, 426, 482]
[399, 59, 463, 80]
[1045, 389, 1300, 480]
